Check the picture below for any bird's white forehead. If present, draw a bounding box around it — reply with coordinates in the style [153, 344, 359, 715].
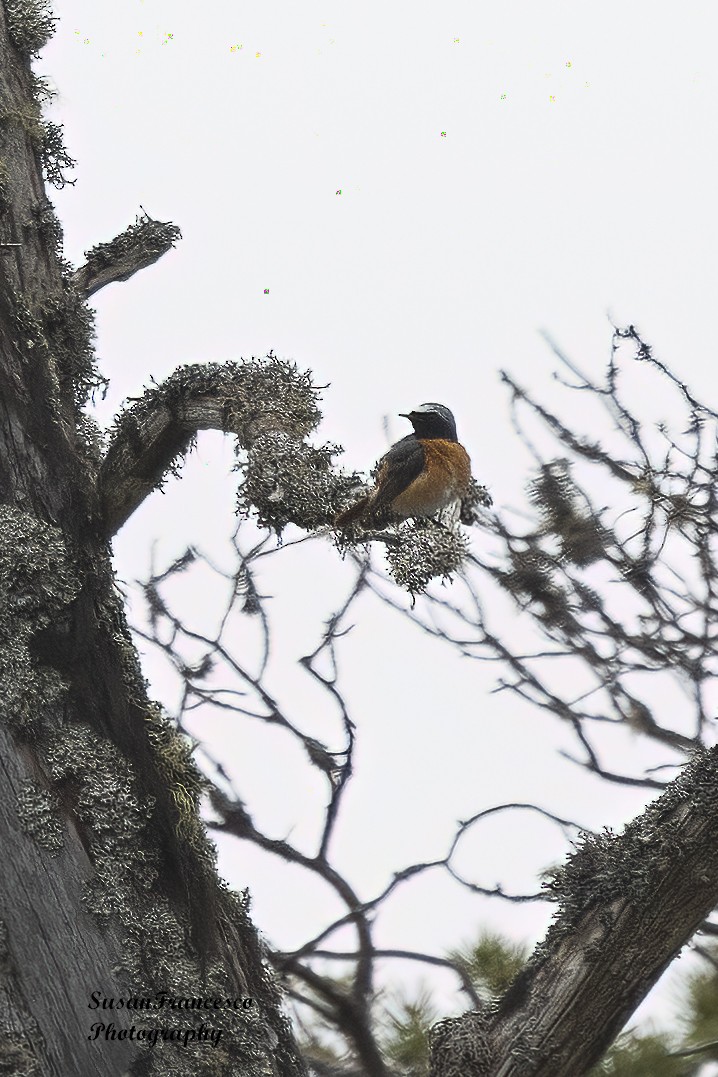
[415, 403, 442, 414]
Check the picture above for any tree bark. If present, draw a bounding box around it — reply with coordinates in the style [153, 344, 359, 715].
[0, 5, 307, 1075]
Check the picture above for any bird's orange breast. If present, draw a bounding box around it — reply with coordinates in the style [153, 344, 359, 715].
[390, 439, 471, 517]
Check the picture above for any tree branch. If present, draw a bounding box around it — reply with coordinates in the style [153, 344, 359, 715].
[71, 212, 181, 298]
[431, 745, 718, 1076]
[98, 355, 347, 537]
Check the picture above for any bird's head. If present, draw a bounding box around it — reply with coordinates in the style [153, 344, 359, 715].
[400, 402, 458, 441]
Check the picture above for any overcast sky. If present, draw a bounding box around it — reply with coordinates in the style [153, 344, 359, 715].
[41, 0, 718, 1040]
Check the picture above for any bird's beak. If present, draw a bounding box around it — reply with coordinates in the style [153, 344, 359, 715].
[399, 411, 412, 419]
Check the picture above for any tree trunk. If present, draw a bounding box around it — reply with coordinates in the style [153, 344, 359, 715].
[430, 745, 718, 1076]
[0, 5, 306, 1075]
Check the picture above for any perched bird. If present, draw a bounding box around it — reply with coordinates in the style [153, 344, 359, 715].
[335, 403, 472, 528]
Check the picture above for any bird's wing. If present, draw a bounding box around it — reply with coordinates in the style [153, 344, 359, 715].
[370, 435, 425, 512]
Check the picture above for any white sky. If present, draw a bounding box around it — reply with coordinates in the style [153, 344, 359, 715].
[41, 0, 718, 1045]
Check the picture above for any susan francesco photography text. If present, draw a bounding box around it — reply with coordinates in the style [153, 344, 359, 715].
[87, 991, 255, 1050]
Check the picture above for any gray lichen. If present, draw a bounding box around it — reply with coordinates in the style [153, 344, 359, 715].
[0, 507, 79, 738]
[74, 412, 106, 475]
[40, 280, 100, 407]
[9, 535, 300, 1076]
[0, 98, 74, 191]
[43, 722, 159, 907]
[37, 724, 288, 1075]
[38, 119, 75, 189]
[542, 745, 718, 943]
[5, 276, 100, 415]
[15, 780, 64, 852]
[0, 505, 79, 628]
[384, 520, 470, 595]
[429, 1008, 493, 1077]
[83, 213, 181, 276]
[218, 354, 322, 440]
[143, 702, 211, 857]
[0, 647, 68, 739]
[32, 195, 64, 251]
[5, 0, 56, 58]
[109, 355, 321, 450]
[6, 284, 47, 360]
[0, 1033, 41, 1077]
[459, 477, 494, 527]
[239, 432, 349, 535]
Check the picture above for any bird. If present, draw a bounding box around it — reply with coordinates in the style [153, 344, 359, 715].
[335, 403, 472, 528]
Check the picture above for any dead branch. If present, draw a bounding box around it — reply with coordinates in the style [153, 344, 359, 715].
[72, 212, 181, 298]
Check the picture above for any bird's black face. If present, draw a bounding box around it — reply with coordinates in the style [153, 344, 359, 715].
[400, 403, 458, 441]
